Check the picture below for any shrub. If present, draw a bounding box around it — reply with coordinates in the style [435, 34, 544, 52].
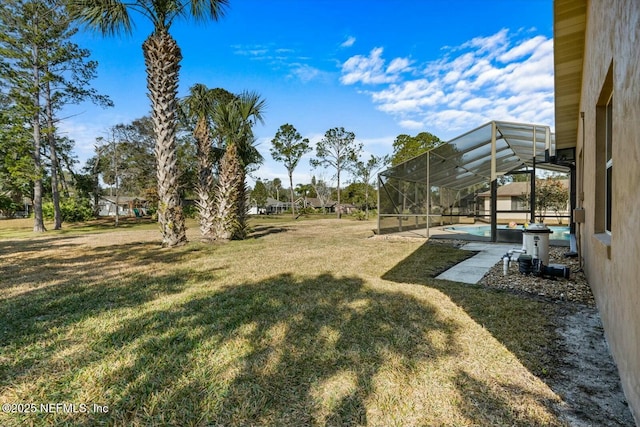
[43, 198, 94, 222]
[352, 210, 367, 221]
[298, 206, 316, 216]
[182, 204, 198, 219]
[0, 195, 21, 218]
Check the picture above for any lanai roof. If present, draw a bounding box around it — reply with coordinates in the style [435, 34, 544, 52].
[380, 120, 566, 190]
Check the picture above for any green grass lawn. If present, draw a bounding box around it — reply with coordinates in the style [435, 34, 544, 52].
[0, 216, 567, 426]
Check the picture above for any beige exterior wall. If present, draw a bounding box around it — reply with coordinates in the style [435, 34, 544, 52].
[482, 198, 530, 222]
[577, 0, 640, 422]
[480, 198, 569, 224]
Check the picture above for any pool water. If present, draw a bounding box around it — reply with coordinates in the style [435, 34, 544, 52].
[444, 225, 571, 241]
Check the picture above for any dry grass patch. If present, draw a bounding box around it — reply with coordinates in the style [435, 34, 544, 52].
[0, 217, 569, 426]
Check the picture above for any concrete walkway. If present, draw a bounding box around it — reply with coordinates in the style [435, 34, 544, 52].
[436, 242, 520, 284]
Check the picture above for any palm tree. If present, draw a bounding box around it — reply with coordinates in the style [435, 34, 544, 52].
[212, 91, 265, 240]
[179, 84, 225, 241]
[295, 183, 313, 210]
[68, 0, 229, 247]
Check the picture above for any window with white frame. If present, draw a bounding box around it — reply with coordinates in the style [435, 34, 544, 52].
[511, 196, 527, 211]
[595, 63, 613, 236]
[605, 93, 613, 234]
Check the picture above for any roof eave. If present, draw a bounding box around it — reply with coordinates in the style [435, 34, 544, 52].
[553, 0, 587, 150]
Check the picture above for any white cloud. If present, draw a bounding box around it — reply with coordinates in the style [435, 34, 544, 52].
[461, 28, 509, 58]
[232, 43, 329, 83]
[340, 47, 389, 85]
[340, 36, 356, 48]
[371, 79, 443, 109]
[498, 35, 547, 62]
[339, 29, 555, 140]
[232, 44, 270, 57]
[399, 119, 424, 130]
[461, 97, 492, 110]
[386, 57, 412, 74]
[58, 118, 114, 166]
[289, 64, 325, 83]
[340, 47, 411, 85]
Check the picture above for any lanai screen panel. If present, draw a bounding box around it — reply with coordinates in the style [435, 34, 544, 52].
[378, 121, 556, 234]
[381, 121, 553, 189]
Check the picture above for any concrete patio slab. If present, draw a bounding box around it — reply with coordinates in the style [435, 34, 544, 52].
[436, 242, 519, 284]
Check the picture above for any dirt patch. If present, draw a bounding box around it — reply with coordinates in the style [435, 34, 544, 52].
[553, 307, 635, 426]
[475, 244, 635, 426]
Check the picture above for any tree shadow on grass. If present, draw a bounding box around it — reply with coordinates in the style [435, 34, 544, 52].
[0, 234, 86, 256]
[94, 273, 463, 426]
[0, 238, 224, 404]
[0, 236, 216, 295]
[247, 224, 292, 239]
[452, 370, 561, 427]
[383, 240, 565, 421]
[2, 272, 464, 426]
[0, 265, 224, 391]
[0, 266, 570, 426]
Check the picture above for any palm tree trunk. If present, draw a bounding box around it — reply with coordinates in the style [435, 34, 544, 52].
[195, 118, 216, 241]
[234, 168, 248, 240]
[213, 143, 241, 240]
[143, 29, 186, 247]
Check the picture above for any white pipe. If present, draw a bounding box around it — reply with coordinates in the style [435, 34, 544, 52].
[508, 248, 526, 255]
[503, 255, 510, 276]
[508, 248, 526, 262]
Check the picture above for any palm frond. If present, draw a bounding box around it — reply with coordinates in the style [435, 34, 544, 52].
[188, 0, 229, 22]
[182, 83, 215, 121]
[67, 0, 133, 36]
[236, 90, 266, 125]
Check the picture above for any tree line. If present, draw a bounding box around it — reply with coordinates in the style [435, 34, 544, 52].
[0, 0, 442, 247]
[0, 0, 112, 231]
[0, 0, 234, 247]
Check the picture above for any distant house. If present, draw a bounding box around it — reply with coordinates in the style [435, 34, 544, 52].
[261, 196, 358, 215]
[300, 197, 327, 210]
[330, 202, 358, 215]
[265, 197, 291, 214]
[297, 197, 331, 213]
[298, 197, 358, 214]
[97, 196, 148, 217]
[477, 180, 570, 223]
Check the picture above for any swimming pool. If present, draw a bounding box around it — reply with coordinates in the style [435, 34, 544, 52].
[444, 224, 571, 241]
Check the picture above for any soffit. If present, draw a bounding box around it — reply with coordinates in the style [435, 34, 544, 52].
[554, 0, 587, 149]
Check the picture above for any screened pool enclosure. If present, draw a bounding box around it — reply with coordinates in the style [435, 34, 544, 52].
[377, 121, 572, 241]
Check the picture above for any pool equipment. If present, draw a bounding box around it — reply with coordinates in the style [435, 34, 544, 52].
[523, 223, 552, 265]
[533, 260, 571, 279]
[500, 223, 570, 279]
[514, 253, 570, 279]
[517, 254, 534, 275]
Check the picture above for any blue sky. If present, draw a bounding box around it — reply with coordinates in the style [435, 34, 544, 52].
[61, 0, 554, 187]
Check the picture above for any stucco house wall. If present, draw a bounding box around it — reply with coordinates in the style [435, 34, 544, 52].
[97, 196, 147, 217]
[572, 0, 640, 421]
[481, 198, 529, 222]
[478, 180, 570, 224]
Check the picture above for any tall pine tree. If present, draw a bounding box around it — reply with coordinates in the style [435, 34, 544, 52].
[0, 0, 111, 230]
